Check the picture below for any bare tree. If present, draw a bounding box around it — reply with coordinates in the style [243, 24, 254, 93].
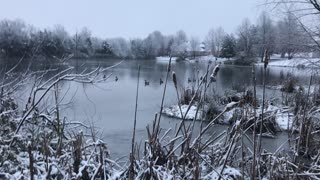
[267, 0, 320, 58]
[174, 30, 188, 46]
[205, 27, 226, 58]
[0, 19, 29, 58]
[214, 27, 226, 58]
[148, 31, 165, 56]
[275, 11, 308, 59]
[108, 38, 131, 58]
[236, 18, 258, 57]
[190, 36, 200, 59]
[257, 11, 276, 61]
[73, 27, 93, 57]
[172, 30, 188, 59]
[205, 28, 216, 56]
[163, 35, 174, 56]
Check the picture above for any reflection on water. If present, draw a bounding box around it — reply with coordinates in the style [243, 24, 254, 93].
[9, 58, 312, 158]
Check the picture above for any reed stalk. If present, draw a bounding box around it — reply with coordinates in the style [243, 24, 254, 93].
[129, 65, 140, 180]
[251, 65, 257, 180]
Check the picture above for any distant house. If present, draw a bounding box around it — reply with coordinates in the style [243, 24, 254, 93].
[199, 42, 206, 52]
[185, 41, 210, 57]
[171, 41, 210, 59]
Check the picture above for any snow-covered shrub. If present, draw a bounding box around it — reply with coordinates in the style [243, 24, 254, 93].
[0, 96, 115, 179]
[281, 77, 297, 93]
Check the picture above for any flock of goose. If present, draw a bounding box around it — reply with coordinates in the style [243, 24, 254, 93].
[144, 79, 162, 86]
[110, 76, 201, 86]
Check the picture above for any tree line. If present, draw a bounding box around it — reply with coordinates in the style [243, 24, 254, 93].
[209, 11, 311, 62]
[0, 11, 313, 62]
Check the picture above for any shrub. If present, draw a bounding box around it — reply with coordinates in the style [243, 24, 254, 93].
[180, 87, 201, 105]
[279, 70, 285, 83]
[231, 82, 246, 92]
[233, 56, 257, 66]
[281, 78, 296, 93]
[297, 64, 306, 69]
[224, 59, 233, 65]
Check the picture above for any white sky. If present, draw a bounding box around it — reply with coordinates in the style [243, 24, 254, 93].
[0, 0, 264, 39]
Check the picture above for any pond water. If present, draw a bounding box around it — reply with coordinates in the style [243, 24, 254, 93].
[11, 58, 314, 158]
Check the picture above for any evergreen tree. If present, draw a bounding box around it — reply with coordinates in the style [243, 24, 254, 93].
[221, 35, 236, 59]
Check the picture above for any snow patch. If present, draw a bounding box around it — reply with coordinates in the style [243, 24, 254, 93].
[163, 104, 202, 120]
[203, 166, 242, 179]
[156, 56, 178, 61]
[275, 110, 294, 130]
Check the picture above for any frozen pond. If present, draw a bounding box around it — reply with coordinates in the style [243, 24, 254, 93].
[12, 58, 314, 158]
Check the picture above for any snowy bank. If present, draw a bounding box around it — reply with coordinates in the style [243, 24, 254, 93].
[156, 55, 231, 63]
[258, 58, 320, 68]
[156, 56, 178, 61]
[192, 55, 232, 63]
[203, 166, 242, 180]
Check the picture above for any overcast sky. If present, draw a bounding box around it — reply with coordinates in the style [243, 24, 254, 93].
[0, 0, 264, 39]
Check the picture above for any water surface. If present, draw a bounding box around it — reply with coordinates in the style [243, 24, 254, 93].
[11, 58, 313, 158]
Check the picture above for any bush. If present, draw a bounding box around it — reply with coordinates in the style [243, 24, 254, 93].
[281, 76, 297, 93]
[224, 59, 233, 65]
[233, 56, 257, 66]
[232, 82, 246, 92]
[279, 70, 285, 83]
[297, 64, 306, 69]
[205, 102, 222, 120]
[180, 87, 201, 105]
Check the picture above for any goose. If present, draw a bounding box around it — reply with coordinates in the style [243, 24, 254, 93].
[187, 78, 192, 83]
[160, 78, 163, 85]
[200, 76, 207, 83]
[145, 80, 150, 86]
[115, 76, 118, 82]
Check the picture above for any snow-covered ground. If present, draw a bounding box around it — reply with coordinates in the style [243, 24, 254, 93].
[203, 166, 242, 179]
[155, 55, 230, 63]
[270, 53, 314, 59]
[157, 54, 320, 68]
[155, 56, 178, 61]
[275, 110, 294, 130]
[259, 57, 320, 68]
[193, 55, 231, 63]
